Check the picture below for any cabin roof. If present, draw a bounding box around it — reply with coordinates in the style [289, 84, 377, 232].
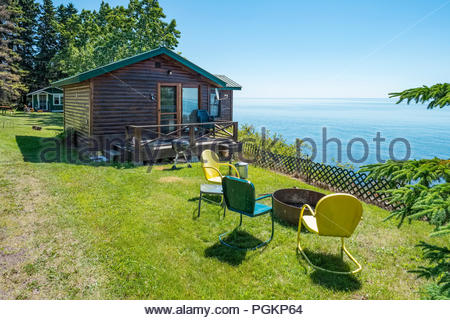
[214, 75, 242, 90]
[27, 87, 63, 96]
[215, 74, 242, 90]
[51, 47, 241, 90]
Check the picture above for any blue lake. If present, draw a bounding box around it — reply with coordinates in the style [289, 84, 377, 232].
[234, 98, 450, 167]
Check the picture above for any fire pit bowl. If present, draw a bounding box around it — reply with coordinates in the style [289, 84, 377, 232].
[272, 188, 326, 226]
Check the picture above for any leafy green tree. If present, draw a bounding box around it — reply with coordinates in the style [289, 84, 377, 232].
[0, 0, 26, 105]
[35, 0, 58, 86]
[52, 0, 180, 77]
[360, 85, 450, 299]
[16, 0, 39, 95]
[239, 124, 299, 157]
[127, 0, 180, 54]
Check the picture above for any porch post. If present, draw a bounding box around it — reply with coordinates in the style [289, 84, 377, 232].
[133, 127, 143, 165]
[189, 125, 195, 146]
[233, 122, 238, 142]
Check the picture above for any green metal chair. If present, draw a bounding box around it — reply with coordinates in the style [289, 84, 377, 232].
[220, 176, 274, 250]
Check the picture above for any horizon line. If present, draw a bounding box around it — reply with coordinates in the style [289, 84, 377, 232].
[234, 97, 392, 99]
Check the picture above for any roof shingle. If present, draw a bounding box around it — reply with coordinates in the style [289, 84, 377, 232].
[214, 74, 242, 90]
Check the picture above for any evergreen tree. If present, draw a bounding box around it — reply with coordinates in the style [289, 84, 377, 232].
[0, 0, 26, 105]
[35, 0, 57, 87]
[56, 2, 77, 23]
[389, 83, 450, 109]
[16, 0, 39, 94]
[54, 2, 77, 79]
[360, 85, 450, 299]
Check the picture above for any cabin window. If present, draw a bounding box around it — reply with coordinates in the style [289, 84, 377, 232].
[182, 87, 199, 123]
[53, 94, 62, 105]
[210, 92, 220, 117]
[160, 86, 177, 113]
[155, 62, 161, 68]
[160, 86, 178, 134]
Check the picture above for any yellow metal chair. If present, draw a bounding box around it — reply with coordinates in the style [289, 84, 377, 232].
[200, 150, 240, 183]
[297, 193, 363, 274]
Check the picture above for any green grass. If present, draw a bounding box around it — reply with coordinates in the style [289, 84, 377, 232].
[0, 112, 447, 299]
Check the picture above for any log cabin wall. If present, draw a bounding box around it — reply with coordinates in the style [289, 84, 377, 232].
[63, 81, 91, 146]
[90, 55, 226, 144]
[203, 88, 233, 121]
[215, 90, 233, 121]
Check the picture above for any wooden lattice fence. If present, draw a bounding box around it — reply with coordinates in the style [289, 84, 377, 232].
[243, 143, 397, 210]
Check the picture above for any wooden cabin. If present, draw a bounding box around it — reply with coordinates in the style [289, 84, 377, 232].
[27, 87, 63, 112]
[51, 47, 242, 163]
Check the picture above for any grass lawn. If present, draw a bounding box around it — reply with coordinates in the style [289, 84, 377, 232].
[0, 112, 446, 299]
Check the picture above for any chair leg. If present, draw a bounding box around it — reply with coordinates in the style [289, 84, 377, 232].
[270, 210, 274, 240]
[341, 238, 362, 273]
[223, 202, 226, 218]
[198, 191, 202, 217]
[198, 191, 226, 219]
[296, 230, 362, 274]
[219, 211, 274, 251]
[220, 195, 226, 218]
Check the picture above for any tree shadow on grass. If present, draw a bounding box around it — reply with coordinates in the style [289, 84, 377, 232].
[298, 249, 362, 292]
[204, 230, 265, 266]
[11, 112, 63, 127]
[15, 135, 135, 169]
[16, 135, 60, 163]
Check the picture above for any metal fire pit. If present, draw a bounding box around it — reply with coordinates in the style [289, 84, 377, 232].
[272, 188, 326, 226]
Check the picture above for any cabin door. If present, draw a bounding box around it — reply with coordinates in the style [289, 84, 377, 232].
[157, 83, 181, 136]
[38, 94, 48, 110]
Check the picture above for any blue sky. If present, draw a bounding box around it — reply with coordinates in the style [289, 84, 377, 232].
[41, 0, 450, 98]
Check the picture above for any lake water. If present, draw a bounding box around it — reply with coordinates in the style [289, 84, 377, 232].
[234, 98, 450, 167]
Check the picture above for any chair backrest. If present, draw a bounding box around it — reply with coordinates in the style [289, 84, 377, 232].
[222, 176, 255, 215]
[197, 110, 210, 123]
[314, 193, 362, 237]
[201, 149, 221, 181]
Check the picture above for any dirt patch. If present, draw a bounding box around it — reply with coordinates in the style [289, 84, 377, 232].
[158, 176, 184, 183]
[0, 165, 105, 299]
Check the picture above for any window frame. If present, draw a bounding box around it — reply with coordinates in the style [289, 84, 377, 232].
[181, 85, 200, 124]
[209, 91, 221, 118]
[53, 94, 63, 105]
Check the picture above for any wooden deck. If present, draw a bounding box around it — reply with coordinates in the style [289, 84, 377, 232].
[110, 121, 241, 163]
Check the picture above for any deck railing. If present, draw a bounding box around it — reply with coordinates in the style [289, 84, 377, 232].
[243, 143, 399, 210]
[125, 121, 238, 163]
